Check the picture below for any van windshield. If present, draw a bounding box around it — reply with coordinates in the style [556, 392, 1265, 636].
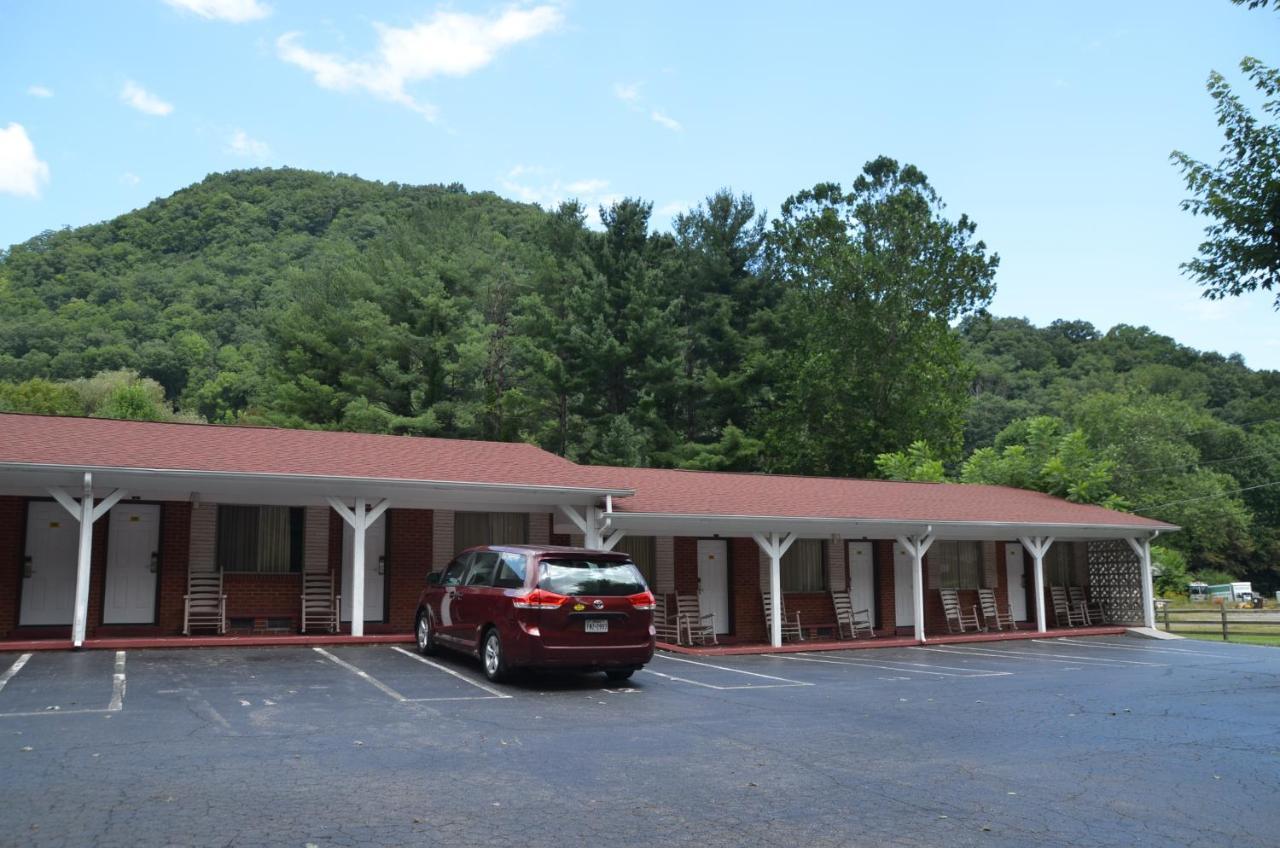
[538, 558, 647, 597]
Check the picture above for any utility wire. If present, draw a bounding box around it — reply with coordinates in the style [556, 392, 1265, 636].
[1134, 480, 1280, 514]
[1129, 445, 1280, 477]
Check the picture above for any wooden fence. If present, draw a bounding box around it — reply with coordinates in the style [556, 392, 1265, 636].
[1158, 606, 1280, 641]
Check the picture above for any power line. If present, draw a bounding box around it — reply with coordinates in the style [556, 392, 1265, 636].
[1129, 445, 1280, 477]
[1135, 480, 1280, 514]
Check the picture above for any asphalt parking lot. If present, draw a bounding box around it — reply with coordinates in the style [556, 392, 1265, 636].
[1, 636, 1278, 848]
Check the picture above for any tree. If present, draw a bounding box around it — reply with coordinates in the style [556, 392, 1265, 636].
[1172, 56, 1280, 307]
[958, 417, 1121, 506]
[875, 441, 947, 483]
[762, 157, 998, 476]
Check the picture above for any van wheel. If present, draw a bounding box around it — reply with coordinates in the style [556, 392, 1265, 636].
[415, 609, 437, 656]
[482, 628, 509, 683]
[605, 668, 635, 682]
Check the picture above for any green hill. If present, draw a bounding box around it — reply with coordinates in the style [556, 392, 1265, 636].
[1, 166, 1278, 586]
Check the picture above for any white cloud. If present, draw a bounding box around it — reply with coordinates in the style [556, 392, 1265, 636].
[278, 5, 562, 119]
[120, 171, 141, 186]
[27, 84, 53, 98]
[120, 80, 174, 116]
[0, 123, 50, 198]
[500, 168, 619, 227]
[613, 81, 640, 103]
[656, 200, 688, 217]
[226, 129, 270, 159]
[163, 0, 270, 23]
[650, 110, 682, 132]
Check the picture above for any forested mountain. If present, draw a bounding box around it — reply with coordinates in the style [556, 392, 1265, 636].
[1, 166, 1278, 589]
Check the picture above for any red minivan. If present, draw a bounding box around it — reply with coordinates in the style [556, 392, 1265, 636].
[413, 545, 656, 683]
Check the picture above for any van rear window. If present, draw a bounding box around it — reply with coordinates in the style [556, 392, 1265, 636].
[538, 559, 647, 597]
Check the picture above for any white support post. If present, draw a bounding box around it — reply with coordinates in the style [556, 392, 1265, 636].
[1126, 536, 1157, 629]
[895, 533, 935, 643]
[752, 531, 797, 648]
[601, 529, 626, 551]
[49, 472, 126, 648]
[328, 496, 390, 638]
[1019, 536, 1054, 634]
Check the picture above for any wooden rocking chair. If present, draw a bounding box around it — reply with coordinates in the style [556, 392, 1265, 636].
[184, 570, 227, 635]
[939, 588, 982, 633]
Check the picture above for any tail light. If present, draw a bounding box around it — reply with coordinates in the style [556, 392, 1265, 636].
[512, 588, 568, 610]
[628, 590, 656, 611]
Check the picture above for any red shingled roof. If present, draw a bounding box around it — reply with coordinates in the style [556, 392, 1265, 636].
[0, 413, 623, 491]
[590, 466, 1173, 529]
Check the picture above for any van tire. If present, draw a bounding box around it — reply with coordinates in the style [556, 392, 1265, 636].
[482, 628, 509, 683]
[415, 609, 437, 656]
[605, 668, 636, 682]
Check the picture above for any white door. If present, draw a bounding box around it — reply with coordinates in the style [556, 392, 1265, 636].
[1005, 543, 1027, 621]
[893, 543, 915, 628]
[846, 541, 875, 625]
[697, 539, 730, 634]
[342, 514, 387, 622]
[103, 504, 160, 624]
[20, 501, 79, 626]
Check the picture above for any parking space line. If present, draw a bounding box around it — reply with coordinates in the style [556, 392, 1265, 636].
[0, 653, 32, 695]
[655, 653, 811, 684]
[1050, 638, 1235, 657]
[313, 647, 408, 702]
[916, 644, 1165, 666]
[389, 647, 513, 699]
[770, 652, 1011, 678]
[0, 650, 127, 718]
[108, 651, 126, 711]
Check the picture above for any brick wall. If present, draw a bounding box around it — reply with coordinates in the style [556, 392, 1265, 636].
[0, 496, 26, 638]
[156, 502, 191, 634]
[386, 508, 431, 631]
[876, 540, 897, 633]
[729, 537, 761, 641]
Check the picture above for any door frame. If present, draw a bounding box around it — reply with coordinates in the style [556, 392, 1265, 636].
[893, 541, 915, 631]
[695, 536, 733, 636]
[99, 500, 165, 627]
[846, 540, 878, 630]
[341, 509, 392, 625]
[1003, 541, 1029, 622]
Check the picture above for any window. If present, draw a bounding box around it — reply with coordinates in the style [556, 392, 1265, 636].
[216, 505, 304, 573]
[538, 558, 646, 597]
[1045, 544, 1082, 586]
[612, 536, 656, 587]
[465, 551, 500, 586]
[933, 541, 984, 589]
[493, 552, 529, 589]
[781, 539, 826, 592]
[441, 555, 470, 587]
[454, 511, 529, 551]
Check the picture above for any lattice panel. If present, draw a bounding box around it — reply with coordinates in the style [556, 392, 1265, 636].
[1087, 540, 1143, 624]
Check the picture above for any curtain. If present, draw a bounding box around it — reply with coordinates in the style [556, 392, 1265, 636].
[454, 511, 529, 552]
[934, 541, 982, 589]
[216, 505, 257, 571]
[781, 539, 826, 592]
[613, 536, 656, 586]
[257, 506, 292, 573]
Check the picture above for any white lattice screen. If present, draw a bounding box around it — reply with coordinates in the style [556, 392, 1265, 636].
[1086, 540, 1144, 624]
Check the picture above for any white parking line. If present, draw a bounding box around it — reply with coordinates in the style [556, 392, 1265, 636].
[389, 646, 513, 699]
[0, 653, 32, 694]
[315, 646, 512, 703]
[645, 653, 812, 689]
[770, 652, 1012, 678]
[0, 651, 127, 718]
[108, 651, 126, 711]
[915, 644, 1165, 667]
[1049, 638, 1238, 657]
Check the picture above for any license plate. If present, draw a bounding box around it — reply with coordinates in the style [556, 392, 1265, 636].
[585, 619, 609, 633]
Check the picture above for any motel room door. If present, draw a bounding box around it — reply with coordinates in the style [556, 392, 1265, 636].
[19, 501, 80, 626]
[893, 542, 915, 630]
[846, 541, 876, 626]
[1004, 542, 1028, 621]
[697, 539, 730, 634]
[102, 504, 161, 624]
[342, 513, 387, 623]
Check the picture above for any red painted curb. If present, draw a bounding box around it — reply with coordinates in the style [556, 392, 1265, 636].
[3, 633, 415, 652]
[657, 626, 1128, 656]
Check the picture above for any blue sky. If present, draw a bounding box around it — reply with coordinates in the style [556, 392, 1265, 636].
[2, 1, 1278, 368]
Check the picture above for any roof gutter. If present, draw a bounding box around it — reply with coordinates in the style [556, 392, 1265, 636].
[604, 510, 1179, 534]
[0, 461, 635, 499]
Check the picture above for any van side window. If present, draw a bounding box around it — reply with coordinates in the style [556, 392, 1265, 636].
[465, 551, 501, 586]
[442, 555, 471, 587]
[492, 553, 528, 589]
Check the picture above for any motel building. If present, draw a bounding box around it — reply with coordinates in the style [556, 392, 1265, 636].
[0, 413, 1175, 652]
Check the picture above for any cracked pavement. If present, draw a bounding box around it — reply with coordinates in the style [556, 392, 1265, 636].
[0, 636, 1277, 848]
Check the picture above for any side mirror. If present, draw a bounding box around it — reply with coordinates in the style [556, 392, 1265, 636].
[426, 572, 441, 586]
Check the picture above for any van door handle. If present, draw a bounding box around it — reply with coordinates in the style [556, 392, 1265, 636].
[150, 552, 159, 573]
[23, 555, 32, 578]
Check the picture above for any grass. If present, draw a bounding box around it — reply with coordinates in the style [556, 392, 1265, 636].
[1173, 631, 1280, 647]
